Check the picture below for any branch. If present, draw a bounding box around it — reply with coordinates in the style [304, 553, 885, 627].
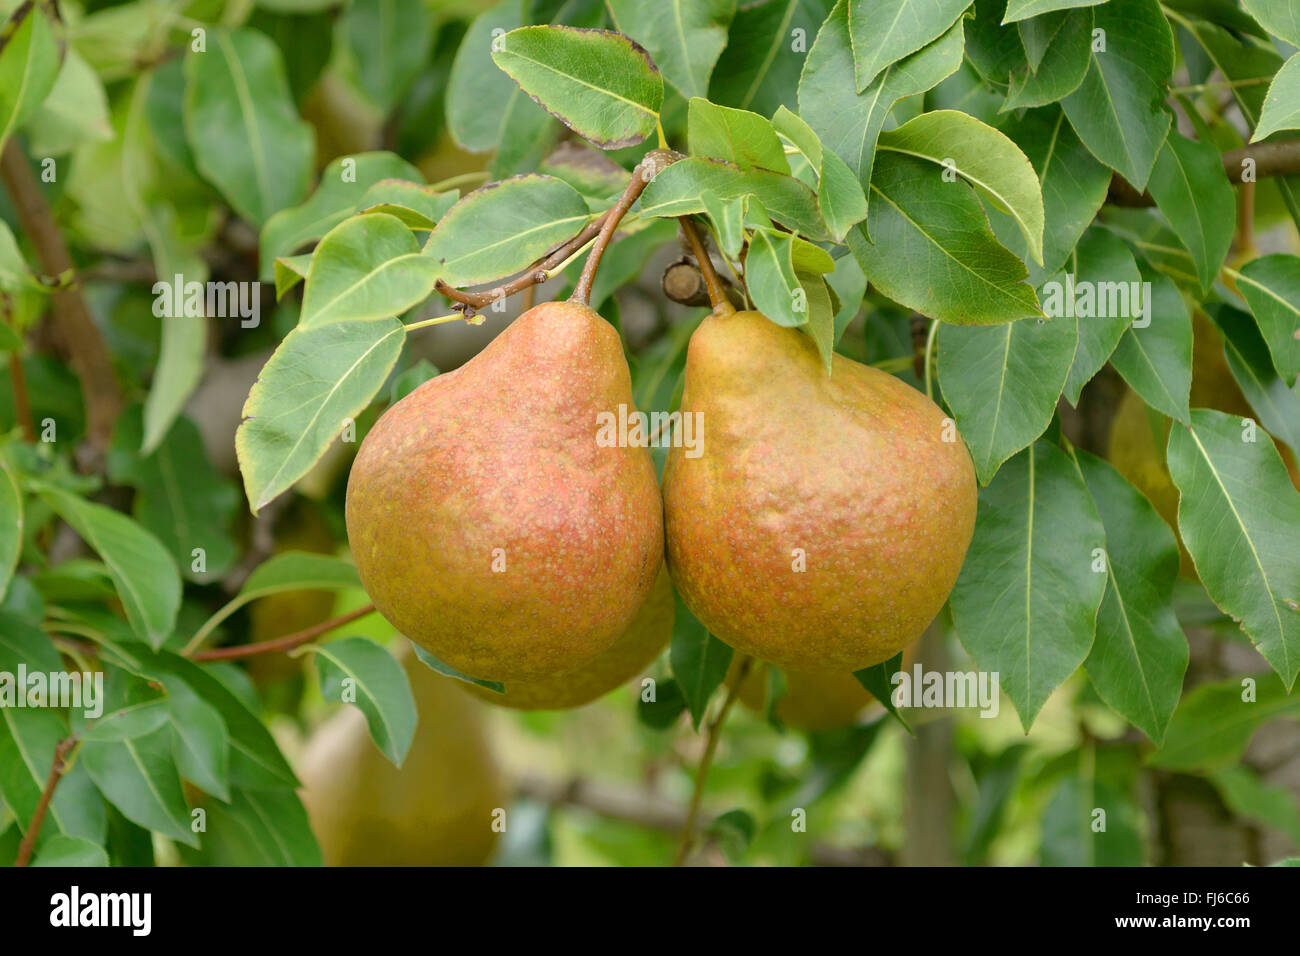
[1107, 139, 1300, 207]
[188, 604, 376, 662]
[0, 142, 122, 458]
[14, 736, 78, 866]
[677, 216, 733, 316]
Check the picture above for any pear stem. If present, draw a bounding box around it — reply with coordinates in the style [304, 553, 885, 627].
[924, 319, 939, 402]
[677, 216, 733, 316]
[674, 655, 752, 866]
[188, 605, 377, 662]
[570, 154, 664, 306]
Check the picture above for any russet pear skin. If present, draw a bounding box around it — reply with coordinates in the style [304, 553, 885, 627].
[346, 301, 663, 683]
[464, 568, 672, 710]
[664, 310, 976, 674]
[298, 644, 505, 866]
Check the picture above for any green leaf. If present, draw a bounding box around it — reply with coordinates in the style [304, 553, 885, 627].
[799, 1, 965, 223]
[22, 49, 112, 155]
[236, 318, 406, 512]
[32, 835, 109, 867]
[853, 652, 911, 730]
[166, 679, 230, 802]
[356, 180, 457, 230]
[423, 174, 591, 287]
[81, 725, 198, 847]
[193, 787, 322, 865]
[1003, 0, 1104, 23]
[938, 314, 1076, 485]
[1211, 304, 1300, 454]
[710, 0, 835, 117]
[0, 462, 20, 602]
[826, 252, 867, 343]
[877, 109, 1046, 266]
[996, 106, 1110, 280]
[1149, 673, 1300, 771]
[183, 28, 314, 226]
[0, 706, 105, 848]
[1166, 409, 1300, 688]
[143, 315, 205, 457]
[1240, 0, 1300, 46]
[847, 154, 1043, 325]
[670, 592, 733, 730]
[771, 106, 868, 242]
[1109, 262, 1192, 424]
[274, 253, 312, 297]
[1059, 0, 1173, 190]
[687, 97, 787, 171]
[638, 156, 828, 239]
[848, 0, 969, 91]
[1212, 767, 1300, 845]
[259, 152, 423, 277]
[300, 213, 440, 327]
[1146, 131, 1236, 294]
[1236, 253, 1300, 386]
[389, 359, 440, 404]
[82, 698, 171, 743]
[1003, 7, 1092, 110]
[339, 0, 433, 113]
[962, 743, 1028, 864]
[109, 407, 240, 584]
[312, 637, 418, 767]
[1040, 762, 1144, 866]
[797, 269, 836, 372]
[949, 442, 1107, 730]
[745, 230, 802, 326]
[0, 0, 60, 152]
[492, 26, 663, 149]
[1072, 450, 1187, 745]
[608, 0, 735, 100]
[410, 642, 505, 693]
[1060, 226, 1143, 404]
[41, 489, 181, 648]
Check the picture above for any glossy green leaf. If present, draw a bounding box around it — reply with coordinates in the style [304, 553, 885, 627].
[1149, 673, 1300, 771]
[340, 0, 433, 113]
[671, 592, 733, 730]
[0, 462, 20, 601]
[1040, 762, 1144, 866]
[41, 489, 181, 648]
[0, 705, 105, 848]
[192, 787, 322, 865]
[1236, 254, 1300, 387]
[183, 28, 314, 226]
[1059, 0, 1173, 190]
[847, 154, 1043, 325]
[1003, 0, 1104, 22]
[608, 0, 735, 99]
[710, 0, 836, 117]
[356, 180, 457, 230]
[938, 314, 1075, 485]
[1147, 131, 1236, 293]
[1061, 227, 1143, 404]
[313, 638, 417, 767]
[259, 152, 423, 277]
[1073, 450, 1187, 745]
[410, 643, 505, 694]
[848, 0, 969, 90]
[166, 679, 230, 802]
[1240, 0, 1300, 45]
[274, 253, 312, 297]
[23, 49, 112, 155]
[82, 699, 171, 743]
[81, 725, 198, 847]
[1210, 303, 1300, 455]
[949, 442, 1107, 730]
[771, 106, 869, 241]
[797, 269, 836, 371]
[423, 174, 591, 287]
[301, 214, 440, 327]
[688, 97, 787, 171]
[236, 318, 406, 512]
[878, 109, 1045, 266]
[0, 0, 60, 152]
[745, 230, 802, 327]
[492, 26, 663, 148]
[1166, 409, 1300, 687]
[639, 157, 828, 239]
[1003, 8, 1091, 110]
[1109, 262, 1192, 424]
[32, 835, 109, 867]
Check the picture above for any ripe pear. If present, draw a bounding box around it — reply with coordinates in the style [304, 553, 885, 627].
[464, 568, 672, 710]
[346, 301, 664, 683]
[728, 645, 918, 730]
[298, 643, 506, 866]
[663, 309, 976, 674]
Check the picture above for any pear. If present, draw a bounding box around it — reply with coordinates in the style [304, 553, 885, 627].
[298, 643, 506, 866]
[464, 568, 672, 710]
[728, 645, 918, 730]
[663, 310, 976, 674]
[346, 301, 664, 683]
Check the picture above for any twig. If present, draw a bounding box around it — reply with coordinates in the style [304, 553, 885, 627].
[1107, 139, 1300, 207]
[570, 150, 676, 305]
[0, 142, 123, 457]
[677, 216, 733, 316]
[7, 347, 34, 442]
[188, 604, 376, 662]
[14, 736, 78, 866]
[675, 656, 752, 866]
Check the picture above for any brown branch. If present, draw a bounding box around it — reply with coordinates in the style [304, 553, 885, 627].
[188, 604, 376, 662]
[7, 349, 34, 442]
[675, 655, 751, 866]
[14, 736, 78, 866]
[0, 141, 122, 458]
[677, 216, 733, 317]
[1107, 138, 1300, 207]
